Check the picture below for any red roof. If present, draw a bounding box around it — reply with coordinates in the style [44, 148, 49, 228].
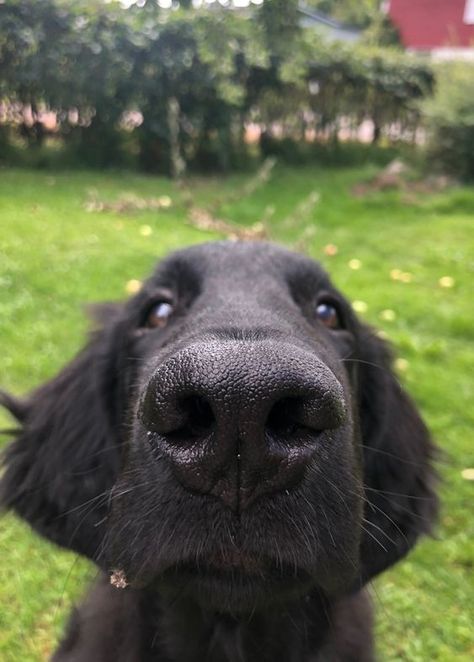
[388, 0, 474, 50]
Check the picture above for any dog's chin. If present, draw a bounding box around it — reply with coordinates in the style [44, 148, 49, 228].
[106, 530, 361, 612]
[152, 559, 316, 613]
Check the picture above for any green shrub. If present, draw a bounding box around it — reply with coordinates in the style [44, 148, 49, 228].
[0, 0, 434, 175]
[421, 62, 474, 181]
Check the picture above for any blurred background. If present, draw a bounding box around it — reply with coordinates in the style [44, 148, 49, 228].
[0, 1, 473, 660]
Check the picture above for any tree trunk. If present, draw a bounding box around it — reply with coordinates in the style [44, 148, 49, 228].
[372, 122, 381, 144]
[167, 96, 185, 179]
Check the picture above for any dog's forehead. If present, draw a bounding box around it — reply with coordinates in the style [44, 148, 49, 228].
[152, 241, 328, 287]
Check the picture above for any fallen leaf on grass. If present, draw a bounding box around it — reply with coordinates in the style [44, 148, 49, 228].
[324, 244, 338, 256]
[395, 358, 409, 372]
[439, 276, 455, 288]
[352, 300, 368, 313]
[380, 309, 396, 321]
[390, 269, 412, 283]
[125, 279, 142, 294]
[140, 225, 153, 236]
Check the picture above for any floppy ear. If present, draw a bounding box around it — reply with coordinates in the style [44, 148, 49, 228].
[0, 304, 125, 562]
[357, 327, 438, 583]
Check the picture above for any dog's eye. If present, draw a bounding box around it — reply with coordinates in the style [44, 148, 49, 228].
[145, 301, 174, 329]
[315, 302, 341, 330]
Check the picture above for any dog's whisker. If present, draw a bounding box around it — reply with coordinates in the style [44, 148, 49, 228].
[361, 517, 398, 548]
[359, 525, 388, 553]
[360, 443, 430, 468]
[59, 490, 111, 518]
[364, 486, 434, 501]
[339, 357, 388, 372]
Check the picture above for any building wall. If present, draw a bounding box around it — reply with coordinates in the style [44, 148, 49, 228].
[389, 0, 474, 49]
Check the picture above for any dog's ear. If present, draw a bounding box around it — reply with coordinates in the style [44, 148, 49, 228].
[356, 327, 438, 583]
[0, 304, 125, 562]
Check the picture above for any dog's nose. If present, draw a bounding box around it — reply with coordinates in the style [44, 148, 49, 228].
[139, 341, 346, 511]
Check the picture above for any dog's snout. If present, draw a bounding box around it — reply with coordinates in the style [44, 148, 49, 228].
[139, 341, 346, 511]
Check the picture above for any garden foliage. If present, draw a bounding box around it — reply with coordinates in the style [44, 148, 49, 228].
[0, 0, 433, 173]
[421, 62, 474, 181]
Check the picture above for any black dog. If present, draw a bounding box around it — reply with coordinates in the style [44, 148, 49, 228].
[1, 241, 437, 661]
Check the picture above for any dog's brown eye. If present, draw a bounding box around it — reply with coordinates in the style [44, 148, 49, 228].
[315, 302, 341, 330]
[145, 301, 174, 329]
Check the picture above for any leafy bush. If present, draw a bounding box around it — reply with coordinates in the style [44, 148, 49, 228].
[421, 62, 474, 181]
[0, 0, 433, 174]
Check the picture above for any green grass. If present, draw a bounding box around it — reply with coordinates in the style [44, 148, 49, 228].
[0, 164, 473, 661]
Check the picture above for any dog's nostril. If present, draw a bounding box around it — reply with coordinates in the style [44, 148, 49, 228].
[266, 395, 335, 441]
[170, 395, 215, 440]
[266, 398, 304, 438]
[183, 395, 215, 431]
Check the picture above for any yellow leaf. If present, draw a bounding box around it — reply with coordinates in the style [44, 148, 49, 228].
[324, 244, 338, 256]
[380, 309, 396, 321]
[439, 276, 455, 288]
[125, 279, 142, 294]
[395, 358, 409, 372]
[390, 268, 402, 280]
[352, 300, 368, 313]
[140, 225, 153, 237]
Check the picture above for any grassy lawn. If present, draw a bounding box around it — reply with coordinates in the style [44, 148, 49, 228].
[0, 164, 473, 661]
